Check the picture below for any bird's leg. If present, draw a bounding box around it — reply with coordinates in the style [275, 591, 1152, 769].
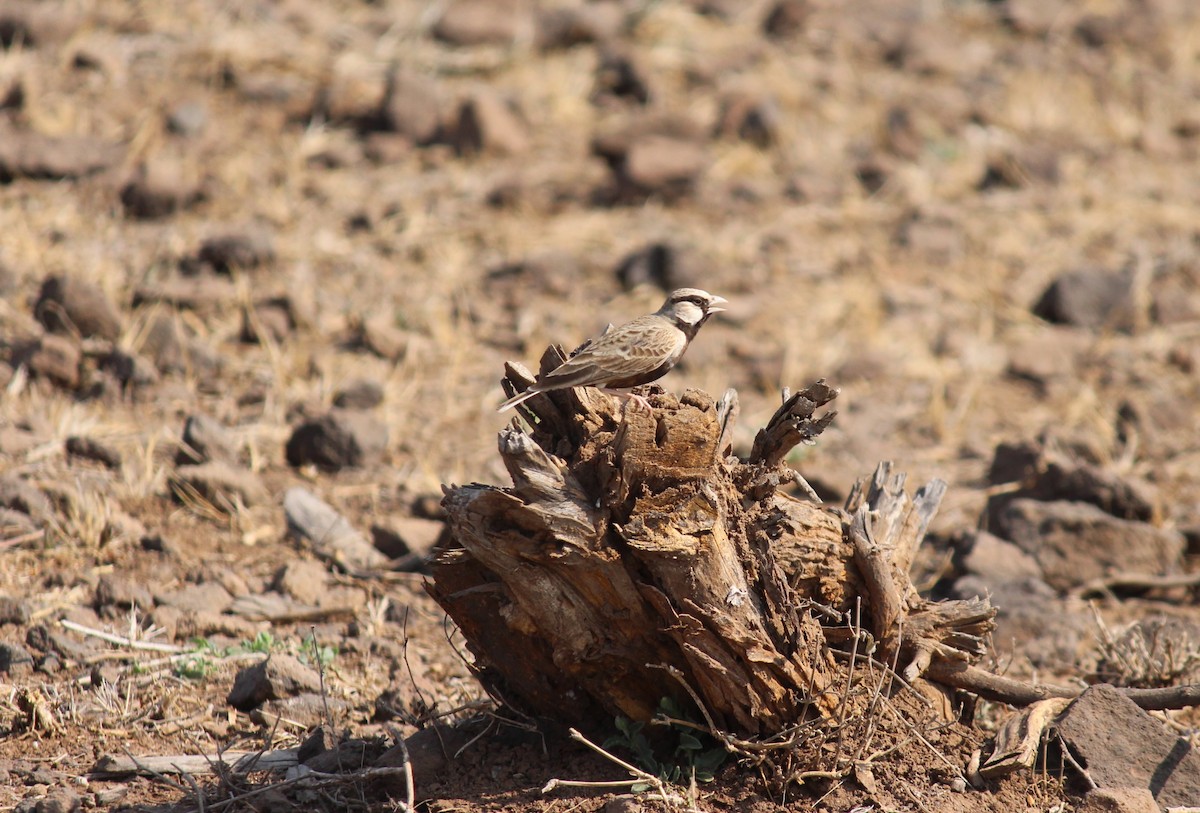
[601, 388, 654, 414]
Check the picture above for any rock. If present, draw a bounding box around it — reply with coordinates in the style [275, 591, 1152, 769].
[177, 413, 238, 465]
[894, 214, 964, 265]
[29, 788, 80, 813]
[0, 3, 79, 48]
[593, 47, 651, 105]
[297, 725, 336, 764]
[1006, 328, 1088, 390]
[371, 516, 445, 559]
[351, 317, 413, 362]
[133, 277, 237, 314]
[253, 693, 349, 729]
[119, 157, 204, 220]
[0, 123, 121, 181]
[995, 499, 1184, 592]
[432, 0, 532, 46]
[197, 230, 275, 274]
[985, 440, 1159, 525]
[955, 531, 1041, 584]
[375, 724, 475, 784]
[300, 737, 379, 772]
[451, 91, 530, 156]
[227, 655, 322, 711]
[1077, 787, 1159, 813]
[1054, 685, 1200, 807]
[94, 574, 153, 612]
[166, 101, 208, 137]
[15, 334, 82, 390]
[762, 0, 809, 39]
[0, 476, 54, 524]
[285, 410, 388, 471]
[0, 595, 30, 625]
[98, 349, 159, 392]
[156, 582, 234, 614]
[537, 3, 624, 49]
[34, 275, 123, 341]
[592, 121, 707, 202]
[0, 508, 41, 542]
[614, 242, 707, 293]
[604, 797, 643, 813]
[1033, 267, 1136, 330]
[333, 379, 384, 410]
[273, 560, 329, 605]
[378, 69, 443, 146]
[240, 298, 296, 344]
[0, 641, 34, 675]
[65, 436, 121, 470]
[170, 462, 268, 510]
[715, 92, 779, 148]
[136, 312, 221, 377]
[283, 487, 388, 570]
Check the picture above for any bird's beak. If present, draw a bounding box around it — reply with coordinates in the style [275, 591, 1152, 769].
[706, 295, 728, 313]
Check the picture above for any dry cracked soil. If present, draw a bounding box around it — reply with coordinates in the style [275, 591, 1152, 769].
[1, 0, 1200, 811]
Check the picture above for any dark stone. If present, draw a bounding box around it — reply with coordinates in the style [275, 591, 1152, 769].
[286, 410, 388, 471]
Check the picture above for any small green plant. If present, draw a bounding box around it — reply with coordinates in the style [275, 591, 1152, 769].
[603, 697, 728, 789]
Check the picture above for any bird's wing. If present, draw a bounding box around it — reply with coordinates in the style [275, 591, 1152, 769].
[539, 315, 685, 387]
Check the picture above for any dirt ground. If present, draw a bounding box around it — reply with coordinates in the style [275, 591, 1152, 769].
[1, 0, 1199, 810]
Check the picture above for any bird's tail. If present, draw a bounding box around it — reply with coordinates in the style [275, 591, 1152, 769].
[497, 387, 539, 412]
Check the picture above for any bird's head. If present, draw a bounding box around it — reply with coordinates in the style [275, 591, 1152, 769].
[659, 288, 728, 332]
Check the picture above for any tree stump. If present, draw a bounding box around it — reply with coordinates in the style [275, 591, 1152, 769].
[430, 347, 997, 739]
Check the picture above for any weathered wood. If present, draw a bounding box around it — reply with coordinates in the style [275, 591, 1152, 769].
[434, 370, 997, 738]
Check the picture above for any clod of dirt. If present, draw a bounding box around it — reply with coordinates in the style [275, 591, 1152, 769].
[94, 574, 153, 613]
[996, 499, 1184, 592]
[170, 462, 268, 510]
[536, 2, 624, 50]
[613, 242, 706, 293]
[195, 229, 276, 274]
[378, 69, 443, 145]
[0, 124, 121, 182]
[177, 413, 237, 465]
[955, 530, 1041, 584]
[0, 3, 79, 48]
[272, 560, 330, 605]
[34, 275, 123, 341]
[1033, 267, 1136, 330]
[65, 436, 121, 470]
[1076, 787, 1159, 813]
[226, 654, 322, 711]
[240, 298, 296, 344]
[285, 409, 388, 471]
[119, 156, 205, 220]
[0, 475, 54, 525]
[375, 724, 476, 786]
[332, 378, 383, 410]
[1054, 684, 1200, 806]
[300, 737, 382, 772]
[165, 100, 208, 137]
[593, 46, 652, 106]
[155, 582, 234, 615]
[450, 91, 530, 156]
[1005, 327, 1089, 391]
[13, 334, 82, 390]
[715, 91, 780, 148]
[432, 0, 532, 47]
[283, 487, 388, 570]
[762, 0, 810, 39]
[297, 725, 336, 763]
[0, 595, 30, 625]
[136, 312, 221, 376]
[350, 316, 414, 361]
[253, 693, 349, 729]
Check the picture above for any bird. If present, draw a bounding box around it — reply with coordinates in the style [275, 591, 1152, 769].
[498, 288, 727, 412]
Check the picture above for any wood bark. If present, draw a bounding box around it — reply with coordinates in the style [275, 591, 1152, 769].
[430, 353, 997, 737]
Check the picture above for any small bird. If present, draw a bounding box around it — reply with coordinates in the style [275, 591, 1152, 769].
[498, 288, 727, 412]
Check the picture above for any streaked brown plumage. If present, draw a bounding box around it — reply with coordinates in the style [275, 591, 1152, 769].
[498, 288, 727, 412]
